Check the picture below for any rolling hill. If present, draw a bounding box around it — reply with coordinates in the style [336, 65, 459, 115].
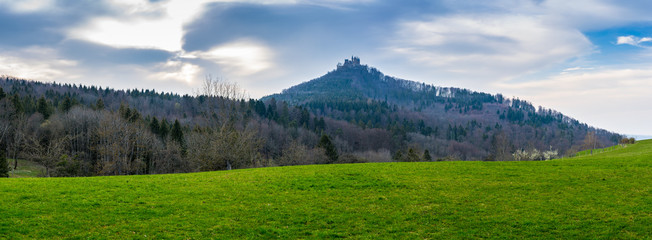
[264, 57, 622, 160]
[0, 57, 625, 178]
[1, 140, 650, 239]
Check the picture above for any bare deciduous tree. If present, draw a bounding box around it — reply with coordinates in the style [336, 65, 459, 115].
[583, 131, 599, 155]
[198, 75, 248, 100]
[490, 130, 512, 161]
[94, 112, 156, 175]
[25, 133, 70, 177]
[187, 124, 263, 171]
[278, 141, 327, 166]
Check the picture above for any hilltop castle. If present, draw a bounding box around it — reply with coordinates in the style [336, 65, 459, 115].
[337, 56, 361, 69]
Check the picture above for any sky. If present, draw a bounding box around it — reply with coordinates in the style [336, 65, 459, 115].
[1, 0, 652, 136]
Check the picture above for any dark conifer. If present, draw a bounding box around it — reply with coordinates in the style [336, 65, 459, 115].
[407, 148, 420, 162]
[61, 96, 72, 112]
[160, 119, 169, 139]
[392, 150, 404, 162]
[0, 151, 9, 178]
[95, 98, 104, 110]
[11, 94, 23, 114]
[37, 96, 51, 119]
[317, 134, 338, 163]
[171, 120, 184, 144]
[150, 117, 160, 135]
[423, 149, 432, 162]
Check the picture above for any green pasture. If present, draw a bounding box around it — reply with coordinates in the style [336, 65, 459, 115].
[1, 141, 651, 239]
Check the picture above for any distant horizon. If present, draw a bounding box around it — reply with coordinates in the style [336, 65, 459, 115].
[627, 134, 652, 141]
[2, 1, 652, 135]
[5, 56, 652, 137]
[6, 63, 652, 138]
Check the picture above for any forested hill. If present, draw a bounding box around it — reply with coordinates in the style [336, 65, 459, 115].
[264, 57, 622, 160]
[265, 56, 494, 108]
[0, 57, 622, 177]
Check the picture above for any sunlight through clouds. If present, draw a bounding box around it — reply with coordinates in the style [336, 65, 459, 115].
[69, 17, 184, 52]
[148, 60, 201, 85]
[67, 0, 216, 52]
[66, 0, 298, 52]
[0, 47, 78, 81]
[192, 39, 275, 76]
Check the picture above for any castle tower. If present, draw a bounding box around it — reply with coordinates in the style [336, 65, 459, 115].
[338, 56, 361, 69]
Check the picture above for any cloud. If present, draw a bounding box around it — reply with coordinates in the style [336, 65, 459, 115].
[0, 44, 199, 94]
[181, 2, 361, 51]
[496, 67, 652, 135]
[617, 36, 637, 45]
[388, 14, 592, 80]
[147, 60, 201, 85]
[66, 0, 205, 52]
[617, 35, 652, 48]
[531, 0, 652, 31]
[0, 0, 55, 13]
[69, 16, 185, 51]
[0, 47, 79, 81]
[57, 40, 174, 67]
[562, 66, 594, 72]
[189, 39, 275, 77]
[66, 0, 321, 52]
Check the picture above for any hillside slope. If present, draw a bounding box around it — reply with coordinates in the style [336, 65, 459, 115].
[1, 141, 650, 239]
[264, 57, 621, 160]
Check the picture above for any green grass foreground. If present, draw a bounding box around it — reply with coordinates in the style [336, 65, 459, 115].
[2, 141, 652, 239]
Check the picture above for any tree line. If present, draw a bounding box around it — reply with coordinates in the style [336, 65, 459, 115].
[0, 73, 625, 177]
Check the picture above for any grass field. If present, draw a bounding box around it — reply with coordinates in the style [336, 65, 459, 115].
[1, 141, 651, 239]
[5, 159, 46, 178]
[575, 144, 625, 157]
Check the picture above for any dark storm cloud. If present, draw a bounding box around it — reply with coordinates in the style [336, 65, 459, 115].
[181, 1, 447, 52]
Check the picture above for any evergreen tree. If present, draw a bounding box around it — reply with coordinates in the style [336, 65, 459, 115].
[119, 103, 130, 119]
[407, 148, 421, 162]
[160, 119, 170, 139]
[314, 117, 326, 132]
[0, 86, 5, 100]
[254, 100, 266, 117]
[0, 151, 9, 178]
[37, 96, 51, 119]
[95, 98, 105, 110]
[423, 149, 432, 161]
[150, 117, 160, 135]
[128, 109, 141, 122]
[11, 94, 23, 114]
[60, 96, 73, 112]
[171, 119, 184, 144]
[317, 134, 338, 163]
[392, 150, 404, 162]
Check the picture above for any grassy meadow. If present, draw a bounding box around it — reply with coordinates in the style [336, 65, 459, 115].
[5, 159, 46, 178]
[1, 141, 651, 239]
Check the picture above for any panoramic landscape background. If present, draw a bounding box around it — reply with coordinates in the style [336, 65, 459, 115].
[0, 57, 623, 176]
[1, 0, 652, 239]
